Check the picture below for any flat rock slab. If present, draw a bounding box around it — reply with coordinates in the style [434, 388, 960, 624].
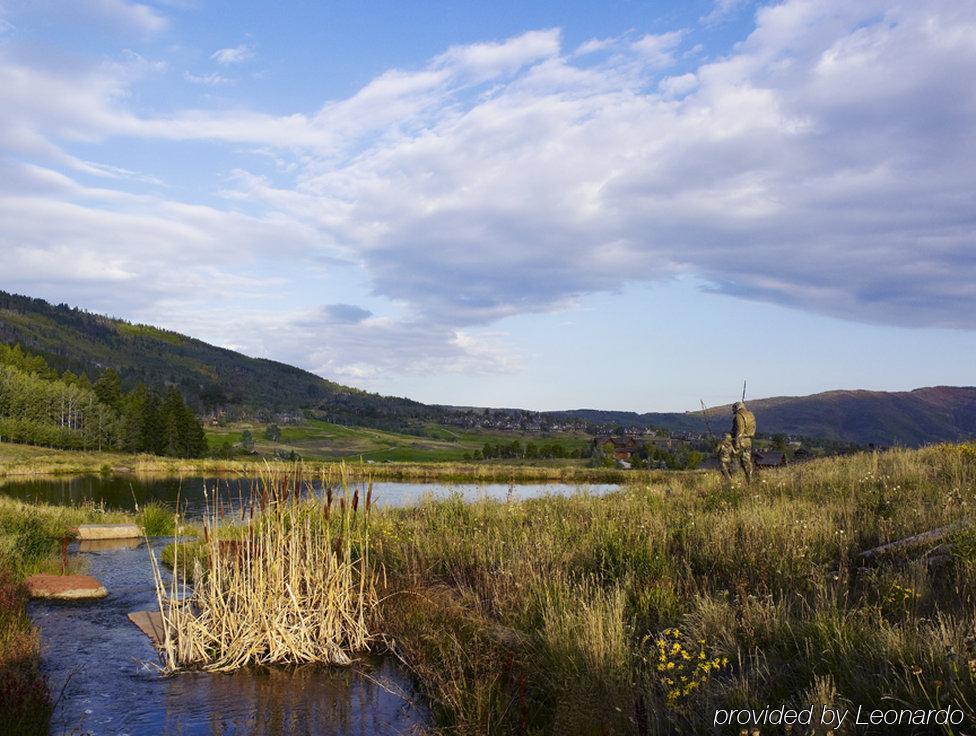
[78, 537, 142, 553]
[76, 523, 142, 540]
[26, 574, 108, 600]
[128, 610, 165, 648]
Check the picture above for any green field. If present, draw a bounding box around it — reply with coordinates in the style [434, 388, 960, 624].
[205, 419, 591, 463]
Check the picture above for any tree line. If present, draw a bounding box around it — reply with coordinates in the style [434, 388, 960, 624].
[467, 440, 586, 461]
[0, 343, 206, 457]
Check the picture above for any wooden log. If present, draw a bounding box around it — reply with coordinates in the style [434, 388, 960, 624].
[858, 519, 973, 560]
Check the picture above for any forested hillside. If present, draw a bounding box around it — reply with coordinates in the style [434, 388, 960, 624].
[0, 290, 436, 426]
[0, 344, 205, 456]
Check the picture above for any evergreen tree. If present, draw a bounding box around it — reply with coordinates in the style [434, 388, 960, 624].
[140, 390, 166, 455]
[241, 429, 255, 452]
[93, 368, 123, 409]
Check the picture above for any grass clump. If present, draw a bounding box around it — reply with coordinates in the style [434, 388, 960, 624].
[149, 465, 377, 671]
[0, 571, 49, 736]
[139, 501, 176, 537]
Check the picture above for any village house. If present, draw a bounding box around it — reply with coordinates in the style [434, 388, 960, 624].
[753, 450, 787, 469]
[592, 435, 642, 462]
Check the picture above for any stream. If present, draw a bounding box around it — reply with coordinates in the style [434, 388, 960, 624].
[30, 538, 428, 736]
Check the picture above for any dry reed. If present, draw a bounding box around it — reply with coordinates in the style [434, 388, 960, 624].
[148, 463, 377, 672]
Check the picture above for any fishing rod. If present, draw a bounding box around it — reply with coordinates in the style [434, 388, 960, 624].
[700, 399, 715, 438]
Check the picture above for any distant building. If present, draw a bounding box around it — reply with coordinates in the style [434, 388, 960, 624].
[792, 446, 812, 461]
[593, 435, 641, 462]
[645, 437, 678, 451]
[753, 450, 787, 468]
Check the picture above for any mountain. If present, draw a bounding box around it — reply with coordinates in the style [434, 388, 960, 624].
[2, 290, 974, 446]
[548, 386, 976, 447]
[0, 290, 437, 427]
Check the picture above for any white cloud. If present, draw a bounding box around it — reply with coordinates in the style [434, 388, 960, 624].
[631, 31, 686, 69]
[701, 0, 752, 26]
[3, 4, 976, 384]
[433, 28, 560, 79]
[211, 45, 254, 65]
[574, 38, 614, 56]
[659, 72, 698, 97]
[183, 70, 232, 86]
[29, 0, 169, 34]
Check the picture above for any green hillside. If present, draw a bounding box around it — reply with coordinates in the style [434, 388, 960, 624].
[4, 290, 976, 447]
[0, 291, 435, 427]
[205, 419, 591, 463]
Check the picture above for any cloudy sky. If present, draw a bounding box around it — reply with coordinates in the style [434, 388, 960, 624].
[1, 0, 975, 411]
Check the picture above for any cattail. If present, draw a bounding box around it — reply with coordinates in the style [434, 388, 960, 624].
[352, 488, 359, 513]
[148, 461, 374, 673]
[365, 483, 373, 513]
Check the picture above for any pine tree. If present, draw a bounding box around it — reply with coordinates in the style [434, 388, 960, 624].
[140, 391, 165, 455]
[93, 368, 123, 409]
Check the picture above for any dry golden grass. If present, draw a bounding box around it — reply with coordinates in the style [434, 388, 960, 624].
[371, 444, 976, 735]
[149, 464, 377, 672]
[0, 440, 630, 482]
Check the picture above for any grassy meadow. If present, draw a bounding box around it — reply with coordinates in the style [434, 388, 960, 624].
[0, 438, 624, 483]
[204, 418, 592, 463]
[4, 444, 976, 734]
[370, 443, 976, 734]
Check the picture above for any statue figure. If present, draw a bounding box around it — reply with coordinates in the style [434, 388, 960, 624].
[731, 401, 756, 483]
[717, 433, 735, 482]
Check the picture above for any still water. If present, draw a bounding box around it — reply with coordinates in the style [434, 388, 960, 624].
[0, 474, 617, 518]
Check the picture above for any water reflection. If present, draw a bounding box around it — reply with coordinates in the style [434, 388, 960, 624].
[1, 474, 616, 518]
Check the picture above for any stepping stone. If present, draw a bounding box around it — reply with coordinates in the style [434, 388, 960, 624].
[128, 610, 165, 648]
[26, 574, 108, 600]
[76, 523, 142, 540]
[78, 537, 142, 553]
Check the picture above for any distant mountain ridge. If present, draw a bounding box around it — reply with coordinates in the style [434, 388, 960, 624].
[548, 386, 976, 447]
[1, 290, 973, 446]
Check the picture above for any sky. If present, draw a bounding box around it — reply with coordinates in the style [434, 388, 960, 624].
[1, 0, 975, 412]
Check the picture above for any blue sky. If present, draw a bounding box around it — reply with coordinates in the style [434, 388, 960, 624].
[1, 0, 974, 411]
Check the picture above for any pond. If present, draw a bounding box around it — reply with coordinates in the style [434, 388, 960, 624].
[0, 474, 618, 518]
[19, 475, 617, 735]
[31, 538, 428, 736]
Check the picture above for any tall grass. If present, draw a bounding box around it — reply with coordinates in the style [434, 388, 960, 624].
[373, 444, 976, 735]
[149, 465, 377, 672]
[139, 501, 176, 537]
